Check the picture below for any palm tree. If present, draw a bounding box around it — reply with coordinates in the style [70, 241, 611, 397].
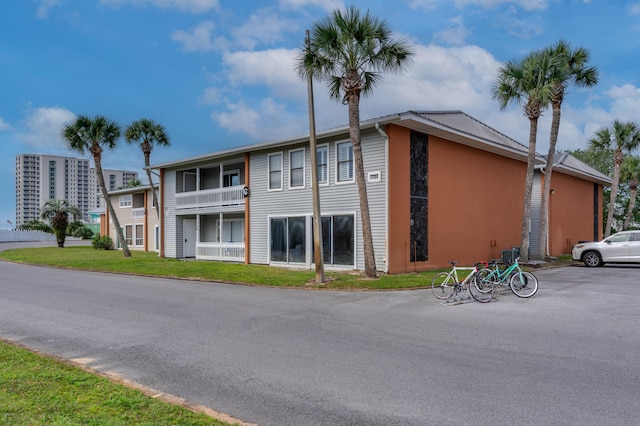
[537, 40, 598, 259]
[620, 156, 640, 230]
[62, 115, 131, 257]
[41, 199, 80, 248]
[589, 120, 640, 237]
[491, 49, 558, 261]
[124, 118, 170, 217]
[296, 5, 413, 277]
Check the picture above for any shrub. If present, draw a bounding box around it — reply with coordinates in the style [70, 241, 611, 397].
[73, 226, 94, 239]
[92, 235, 113, 250]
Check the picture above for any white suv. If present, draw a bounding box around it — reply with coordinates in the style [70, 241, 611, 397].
[572, 231, 640, 267]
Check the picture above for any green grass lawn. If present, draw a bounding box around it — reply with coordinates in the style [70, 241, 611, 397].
[0, 339, 232, 426]
[0, 246, 437, 290]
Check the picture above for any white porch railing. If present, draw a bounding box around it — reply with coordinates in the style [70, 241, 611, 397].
[175, 186, 245, 210]
[196, 242, 245, 262]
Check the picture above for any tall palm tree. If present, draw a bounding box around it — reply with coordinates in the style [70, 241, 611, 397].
[537, 40, 598, 259]
[62, 115, 131, 257]
[124, 118, 170, 217]
[296, 5, 413, 277]
[589, 120, 640, 237]
[620, 156, 640, 230]
[491, 49, 557, 261]
[41, 199, 80, 248]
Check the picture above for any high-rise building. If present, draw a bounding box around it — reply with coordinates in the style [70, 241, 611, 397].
[15, 154, 138, 226]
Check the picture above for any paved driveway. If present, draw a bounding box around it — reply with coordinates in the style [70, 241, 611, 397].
[0, 256, 638, 425]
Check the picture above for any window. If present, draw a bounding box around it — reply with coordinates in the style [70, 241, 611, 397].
[270, 217, 306, 263]
[289, 149, 305, 189]
[119, 194, 132, 208]
[312, 215, 355, 266]
[124, 224, 133, 246]
[317, 144, 328, 185]
[336, 141, 353, 183]
[223, 170, 240, 187]
[268, 153, 283, 190]
[135, 224, 144, 247]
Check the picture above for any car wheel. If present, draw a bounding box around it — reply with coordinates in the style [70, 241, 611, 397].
[583, 251, 602, 267]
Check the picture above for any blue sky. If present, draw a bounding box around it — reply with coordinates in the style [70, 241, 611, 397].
[2, 0, 640, 225]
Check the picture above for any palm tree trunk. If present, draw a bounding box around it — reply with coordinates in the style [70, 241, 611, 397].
[521, 115, 540, 262]
[623, 184, 637, 230]
[605, 160, 622, 237]
[538, 103, 561, 259]
[348, 94, 377, 277]
[93, 151, 131, 257]
[144, 151, 160, 218]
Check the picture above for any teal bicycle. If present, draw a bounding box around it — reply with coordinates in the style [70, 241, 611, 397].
[479, 257, 538, 298]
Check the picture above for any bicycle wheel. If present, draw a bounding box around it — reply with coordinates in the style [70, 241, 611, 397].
[509, 271, 538, 298]
[431, 272, 455, 299]
[469, 275, 494, 303]
[475, 268, 495, 294]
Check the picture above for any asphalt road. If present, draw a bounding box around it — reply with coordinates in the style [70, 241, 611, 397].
[0, 248, 639, 425]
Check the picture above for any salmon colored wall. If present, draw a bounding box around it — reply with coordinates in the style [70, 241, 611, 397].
[547, 172, 603, 255]
[387, 125, 413, 273]
[388, 124, 526, 272]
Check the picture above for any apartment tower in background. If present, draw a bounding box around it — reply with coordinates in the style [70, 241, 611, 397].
[15, 154, 137, 226]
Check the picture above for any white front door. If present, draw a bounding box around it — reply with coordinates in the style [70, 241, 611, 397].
[183, 219, 197, 258]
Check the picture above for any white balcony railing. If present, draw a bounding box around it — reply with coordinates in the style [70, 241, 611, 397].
[175, 186, 245, 210]
[196, 242, 245, 262]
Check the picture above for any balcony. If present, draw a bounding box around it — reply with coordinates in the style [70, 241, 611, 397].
[196, 242, 245, 262]
[175, 186, 245, 210]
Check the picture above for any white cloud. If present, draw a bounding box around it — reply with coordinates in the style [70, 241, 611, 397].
[100, 0, 219, 13]
[453, 0, 548, 11]
[171, 21, 215, 52]
[17, 107, 76, 149]
[0, 117, 10, 131]
[200, 87, 225, 105]
[433, 15, 471, 45]
[410, 0, 548, 11]
[628, 3, 640, 14]
[231, 9, 299, 50]
[35, 0, 61, 19]
[278, 0, 343, 12]
[211, 42, 504, 140]
[212, 99, 305, 141]
[222, 48, 303, 99]
[606, 84, 640, 120]
[208, 38, 617, 156]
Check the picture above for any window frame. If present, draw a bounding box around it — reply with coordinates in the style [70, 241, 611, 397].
[268, 152, 283, 191]
[316, 144, 329, 186]
[335, 141, 354, 184]
[134, 224, 144, 247]
[119, 194, 132, 208]
[289, 148, 306, 189]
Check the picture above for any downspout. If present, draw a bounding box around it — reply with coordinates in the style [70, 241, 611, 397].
[375, 122, 389, 273]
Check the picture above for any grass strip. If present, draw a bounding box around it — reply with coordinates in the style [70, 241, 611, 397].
[0, 339, 233, 426]
[0, 246, 437, 290]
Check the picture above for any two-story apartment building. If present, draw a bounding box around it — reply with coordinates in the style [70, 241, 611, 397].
[101, 185, 160, 252]
[151, 110, 610, 274]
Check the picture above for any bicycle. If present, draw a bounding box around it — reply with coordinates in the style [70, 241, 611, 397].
[479, 257, 538, 298]
[431, 260, 494, 303]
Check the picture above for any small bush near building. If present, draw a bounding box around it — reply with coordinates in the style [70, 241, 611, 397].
[72, 226, 94, 239]
[92, 235, 113, 250]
